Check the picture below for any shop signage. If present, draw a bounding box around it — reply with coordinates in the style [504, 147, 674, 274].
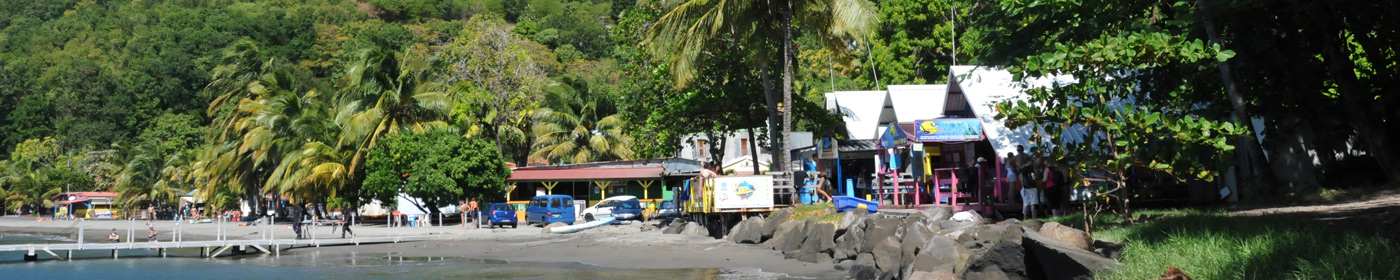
[915, 118, 984, 142]
[879, 123, 910, 148]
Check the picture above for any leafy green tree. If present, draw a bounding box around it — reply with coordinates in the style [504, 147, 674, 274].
[987, 30, 1247, 222]
[363, 129, 510, 214]
[441, 15, 548, 165]
[136, 113, 206, 167]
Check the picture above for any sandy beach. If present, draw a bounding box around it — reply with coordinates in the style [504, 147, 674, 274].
[0, 216, 843, 279]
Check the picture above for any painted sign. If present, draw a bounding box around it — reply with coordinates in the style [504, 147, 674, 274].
[712, 175, 774, 209]
[915, 118, 984, 142]
[879, 122, 910, 148]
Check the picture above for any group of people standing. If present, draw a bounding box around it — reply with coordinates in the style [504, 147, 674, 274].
[1005, 145, 1069, 219]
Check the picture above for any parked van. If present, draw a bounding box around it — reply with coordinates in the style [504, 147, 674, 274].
[526, 195, 576, 225]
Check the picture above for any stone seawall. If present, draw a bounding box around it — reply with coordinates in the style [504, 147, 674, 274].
[714, 208, 1121, 280]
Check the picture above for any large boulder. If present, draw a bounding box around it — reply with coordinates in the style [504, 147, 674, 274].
[849, 253, 882, 280]
[922, 207, 955, 222]
[542, 222, 569, 233]
[1022, 230, 1118, 280]
[663, 221, 686, 234]
[1038, 222, 1093, 251]
[861, 217, 904, 253]
[761, 209, 793, 239]
[781, 220, 815, 258]
[900, 223, 929, 277]
[729, 216, 766, 244]
[680, 222, 709, 237]
[906, 235, 966, 276]
[778, 221, 812, 256]
[961, 242, 1027, 280]
[838, 210, 868, 232]
[872, 236, 904, 277]
[766, 220, 804, 250]
[800, 222, 838, 257]
[833, 219, 867, 261]
[904, 214, 936, 238]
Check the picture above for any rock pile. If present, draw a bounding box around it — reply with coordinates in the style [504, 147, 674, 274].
[659, 221, 711, 237]
[725, 208, 1120, 280]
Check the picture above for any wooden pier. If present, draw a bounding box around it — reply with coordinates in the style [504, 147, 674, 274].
[1, 235, 429, 261]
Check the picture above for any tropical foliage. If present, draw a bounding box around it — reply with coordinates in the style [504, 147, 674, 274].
[363, 129, 510, 214]
[0, 0, 1395, 219]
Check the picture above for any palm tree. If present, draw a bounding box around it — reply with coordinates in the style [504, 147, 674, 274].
[115, 151, 183, 210]
[531, 78, 634, 163]
[645, 0, 876, 172]
[333, 48, 452, 188]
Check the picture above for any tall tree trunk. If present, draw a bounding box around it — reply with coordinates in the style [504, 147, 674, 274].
[1197, 0, 1273, 199]
[749, 128, 761, 175]
[780, 1, 794, 175]
[1317, 12, 1400, 182]
[762, 62, 780, 173]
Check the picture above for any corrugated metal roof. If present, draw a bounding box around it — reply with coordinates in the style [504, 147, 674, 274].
[507, 166, 665, 182]
[826, 91, 886, 140]
[949, 66, 1086, 157]
[887, 85, 948, 122]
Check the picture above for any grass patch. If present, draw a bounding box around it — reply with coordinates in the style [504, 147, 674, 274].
[1041, 210, 1400, 280]
[785, 203, 843, 224]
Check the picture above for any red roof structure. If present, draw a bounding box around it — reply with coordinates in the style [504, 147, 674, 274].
[52, 192, 119, 205]
[508, 166, 665, 182]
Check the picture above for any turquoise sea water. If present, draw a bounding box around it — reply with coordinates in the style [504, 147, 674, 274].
[0, 232, 801, 279]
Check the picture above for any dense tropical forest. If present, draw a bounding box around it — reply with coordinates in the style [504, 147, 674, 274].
[1, 0, 1396, 216]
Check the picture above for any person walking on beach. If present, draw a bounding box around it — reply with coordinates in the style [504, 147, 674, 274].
[460, 201, 470, 228]
[341, 208, 355, 238]
[469, 199, 479, 229]
[109, 229, 120, 243]
[291, 204, 304, 239]
[148, 204, 156, 221]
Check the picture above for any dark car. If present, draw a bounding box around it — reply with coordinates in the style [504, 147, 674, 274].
[652, 200, 680, 221]
[487, 203, 517, 228]
[611, 199, 644, 221]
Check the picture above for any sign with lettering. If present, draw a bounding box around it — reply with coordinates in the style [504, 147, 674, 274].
[915, 119, 984, 142]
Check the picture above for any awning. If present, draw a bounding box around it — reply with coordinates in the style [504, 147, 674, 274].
[508, 166, 665, 182]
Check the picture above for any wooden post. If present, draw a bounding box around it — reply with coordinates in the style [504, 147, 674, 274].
[593, 181, 611, 198]
[506, 184, 517, 201]
[542, 182, 559, 195]
[638, 180, 654, 199]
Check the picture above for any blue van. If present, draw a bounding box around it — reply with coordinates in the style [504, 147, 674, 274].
[525, 195, 576, 225]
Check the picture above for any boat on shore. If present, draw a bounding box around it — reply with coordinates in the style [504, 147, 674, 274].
[549, 217, 616, 234]
[833, 196, 878, 214]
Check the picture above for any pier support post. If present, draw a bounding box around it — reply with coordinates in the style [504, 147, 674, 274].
[111, 249, 118, 259]
[160, 248, 167, 258]
[67, 250, 72, 260]
[200, 247, 208, 258]
[24, 250, 37, 261]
